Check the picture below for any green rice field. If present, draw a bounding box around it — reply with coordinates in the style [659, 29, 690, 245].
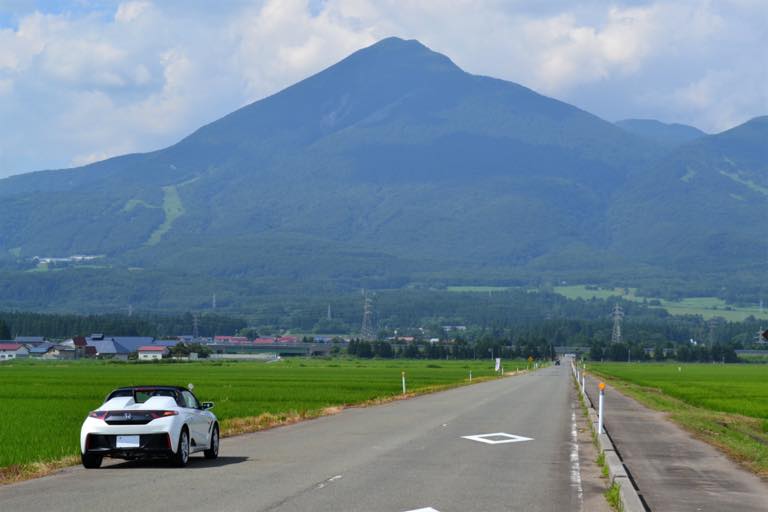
[555, 285, 768, 321]
[0, 358, 504, 470]
[588, 363, 768, 474]
[590, 363, 768, 419]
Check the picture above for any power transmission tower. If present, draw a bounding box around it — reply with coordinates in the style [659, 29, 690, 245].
[611, 304, 624, 344]
[360, 290, 376, 341]
[212, 294, 217, 310]
[707, 316, 723, 344]
[327, 304, 332, 321]
[192, 314, 199, 340]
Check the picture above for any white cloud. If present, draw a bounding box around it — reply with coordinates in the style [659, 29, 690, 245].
[0, 0, 764, 178]
[115, 1, 152, 23]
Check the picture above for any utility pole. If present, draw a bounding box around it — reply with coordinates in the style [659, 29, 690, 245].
[192, 314, 199, 340]
[212, 293, 217, 310]
[327, 303, 332, 321]
[611, 304, 624, 344]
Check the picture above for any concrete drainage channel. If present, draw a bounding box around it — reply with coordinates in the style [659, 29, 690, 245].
[572, 364, 649, 512]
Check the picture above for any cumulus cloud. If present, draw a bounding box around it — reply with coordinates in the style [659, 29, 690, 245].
[0, 0, 764, 177]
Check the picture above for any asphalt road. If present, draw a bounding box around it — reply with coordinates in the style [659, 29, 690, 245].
[1, 364, 581, 512]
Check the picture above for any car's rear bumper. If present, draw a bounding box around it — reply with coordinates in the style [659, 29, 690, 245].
[80, 416, 181, 454]
[84, 433, 173, 459]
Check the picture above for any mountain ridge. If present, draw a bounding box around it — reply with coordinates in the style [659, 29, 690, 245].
[0, 37, 765, 311]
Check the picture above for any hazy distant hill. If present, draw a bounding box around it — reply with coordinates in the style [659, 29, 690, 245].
[615, 118, 706, 148]
[0, 38, 764, 311]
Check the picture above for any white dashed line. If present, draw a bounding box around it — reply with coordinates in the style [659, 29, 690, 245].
[571, 407, 584, 508]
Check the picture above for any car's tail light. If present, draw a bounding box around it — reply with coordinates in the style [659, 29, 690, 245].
[148, 410, 179, 420]
[88, 411, 107, 420]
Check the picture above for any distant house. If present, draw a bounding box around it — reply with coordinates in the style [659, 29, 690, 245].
[16, 336, 46, 344]
[27, 342, 55, 357]
[214, 336, 249, 344]
[0, 343, 30, 361]
[137, 346, 168, 360]
[61, 336, 95, 358]
[85, 336, 164, 360]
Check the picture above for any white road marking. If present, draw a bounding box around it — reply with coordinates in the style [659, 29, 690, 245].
[315, 474, 343, 489]
[461, 432, 533, 444]
[403, 508, 441, 512]
[571, 407, 584, 509]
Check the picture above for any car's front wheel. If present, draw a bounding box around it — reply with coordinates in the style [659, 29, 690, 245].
[204, 424, 219, 460]
[81, 452, 102, 469]
[171, 428, 190, 467]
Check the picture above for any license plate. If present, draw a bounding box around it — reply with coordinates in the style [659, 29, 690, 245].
[116, 435, 140, 448]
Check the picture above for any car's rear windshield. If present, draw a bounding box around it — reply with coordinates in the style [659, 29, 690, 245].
[107, 388, 180, 404]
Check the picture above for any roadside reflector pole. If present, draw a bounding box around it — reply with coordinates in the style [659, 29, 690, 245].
[582, 375, 586, 399]
[598, 382, 606, 434]
[469, 370, 472, 382]
[402, 371, 407, 395]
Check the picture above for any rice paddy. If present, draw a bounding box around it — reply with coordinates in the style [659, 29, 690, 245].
[0, 358, 503, 471]
[589, 362, 768, 474]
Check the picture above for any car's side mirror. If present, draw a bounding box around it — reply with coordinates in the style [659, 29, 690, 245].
[201, 402, 214, 410]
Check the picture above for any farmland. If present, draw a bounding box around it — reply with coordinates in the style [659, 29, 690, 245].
[589, 363, 768, 474]
[555, 285, 768, 321]
[0, 358, 506, 473]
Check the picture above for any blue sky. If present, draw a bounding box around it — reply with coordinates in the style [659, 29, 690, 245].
[0, 0, 765, 178]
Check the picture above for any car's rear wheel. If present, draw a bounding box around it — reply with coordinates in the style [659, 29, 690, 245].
[81, 453, 103, 469]
[204, 424, 219, 459]
[171, 428, 190, 467]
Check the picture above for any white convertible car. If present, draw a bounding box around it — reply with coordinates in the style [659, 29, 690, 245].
[80, 385, 219, 468]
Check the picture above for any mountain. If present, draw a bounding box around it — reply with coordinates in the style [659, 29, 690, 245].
[610, 115, 768, 286]
[616, 118, 706, 148]
[0, 38, 763, 311]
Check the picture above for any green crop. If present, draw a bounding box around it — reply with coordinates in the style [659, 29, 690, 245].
[0, 358, 505, 469]
[590, 363, 768, 419]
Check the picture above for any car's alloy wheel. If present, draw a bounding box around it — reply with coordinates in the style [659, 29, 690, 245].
[204, 425, 219, 460]
[172, 429, 190, 467]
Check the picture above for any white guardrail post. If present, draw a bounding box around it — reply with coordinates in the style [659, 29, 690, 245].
[598, 382, 606, 434]
[402, 371, 406, 395]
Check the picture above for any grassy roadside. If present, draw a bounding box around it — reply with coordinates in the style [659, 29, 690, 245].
[0, 370, 508, 486]
[573, 373, 621, 511]
[589, 369, 768, 477]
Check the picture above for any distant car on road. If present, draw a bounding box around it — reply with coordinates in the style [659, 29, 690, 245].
[80, 385, 219, 468]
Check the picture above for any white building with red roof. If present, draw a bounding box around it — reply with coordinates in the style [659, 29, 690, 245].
[137, 345, 169, 361]
[0, 343, 30, 361]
